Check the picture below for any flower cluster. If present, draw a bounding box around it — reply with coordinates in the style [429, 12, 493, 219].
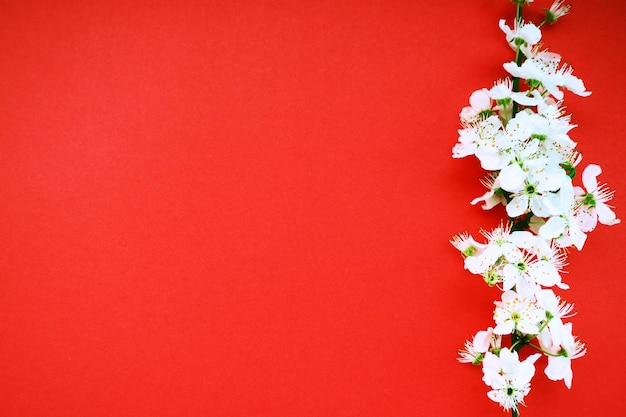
[452, 1, 619, 415]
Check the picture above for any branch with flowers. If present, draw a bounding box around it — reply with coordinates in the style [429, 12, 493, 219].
[451, 1, 620, 416]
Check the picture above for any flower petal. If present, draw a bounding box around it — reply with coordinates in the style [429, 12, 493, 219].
[596, 202, 621, 226]
[499, 164, 526, 192]
[582, 164, 601, 192]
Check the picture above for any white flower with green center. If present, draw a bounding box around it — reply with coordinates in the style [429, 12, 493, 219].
[482, 348, 541, 412]
[539, 178, 589, 250]
[493, 290, 544, 335]
[517, 101, 578, 162]
[544, 0, 572, 25]
[463, 224, 520, 275]
[499, 19, 541, 56]
[541, 211, 587, 250]
[502, 250, 567, 297]
[450, 232, 487, 258]
[541, 322, 586, 388]
[574, 164, 621, 231]
[458, 327, 501, 365]
[500, 161, 566, 218]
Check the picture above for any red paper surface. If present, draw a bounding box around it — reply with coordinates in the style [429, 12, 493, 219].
[2, 0, 625, 416]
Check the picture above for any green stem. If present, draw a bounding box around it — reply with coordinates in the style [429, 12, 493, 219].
[527, 342, 562, 357]
[536, 316, 552, 335]
[510, 331, 526, 352]
[512, 408, 520, 417]
[511, 2, 524, 117]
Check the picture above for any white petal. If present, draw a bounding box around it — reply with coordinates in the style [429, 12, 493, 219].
[498, 19, 512, 37]
[503, 61, 524, 78]
[539, 216, 566, 239]
[563, 73, 591, 97]
[511, 91, 539, 106]
[493, 321, 514, 335]
[544, 356, 572, 388]
[471, 190, 502, 210]
[530, 195, 552, 218]
[499, 164, 526, 192]
[502, 243, 523, 263]
[575, 206, 597, 232]
[473, 328, 494, 353]
[507, 194, 529, 218]
[519, 23, 542, 45]
[596, 203, 621, 226]
[567, 222, 587, 250]
[469, 88, 492, 110]
[464, 245, 501, 274]
[476, 148, 503, 171]
[502, 264, 520, 290]
[582, 164, 601, 192]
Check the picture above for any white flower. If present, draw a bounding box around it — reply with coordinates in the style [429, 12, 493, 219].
[453, 116, 503, 170]
[494, 112, 535, 157]
[541, 210, 587, 250]
[522, 96, 578, 161]
[463, 224, 520, 275]
[482, 348, 541, 412]
[542, 323, 586, 388]
[471, 173, 507, 210]
[450, 232, 487, 258]
[451, 6, 618, 412]
[539, 179, 588, 250]
[499, 19, 542, 54]
[574, 164, 621, 231]
[458, 327, 501, 364]
[504, 51, 591, 100]
[545, 0, 572, 24]
[502, 250, 568, 297]
[501, 251, 537, 295]
[489, 78, 540, 110]
[500, 161, 567, 218]
[557, 64, 591, 97]
[535, 289, 575, 347]
[460, 88, 493, 123]
[493, 291, 544, 335]
[504, 59, 565, 99]
[534, 93, 575, 133]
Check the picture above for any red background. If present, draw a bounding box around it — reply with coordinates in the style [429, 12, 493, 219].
[1, 0, 625, 416]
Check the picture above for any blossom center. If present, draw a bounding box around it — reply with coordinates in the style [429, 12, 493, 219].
[581, 192, 596, 207]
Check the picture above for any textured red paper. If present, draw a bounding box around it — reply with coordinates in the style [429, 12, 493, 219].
[1, 0, 625, 416]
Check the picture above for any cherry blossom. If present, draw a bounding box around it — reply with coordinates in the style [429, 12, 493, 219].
[482, 349, 541, 412]
[452, 2, 618, 414]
